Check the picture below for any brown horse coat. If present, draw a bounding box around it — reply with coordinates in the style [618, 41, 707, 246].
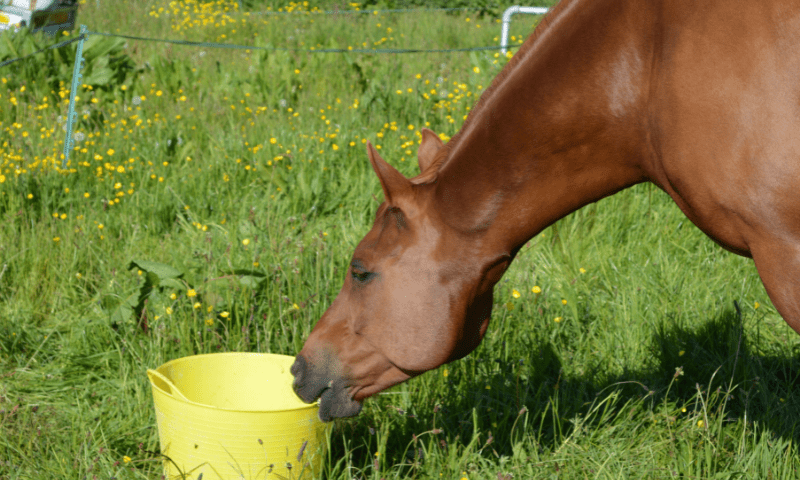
[292, 0, 800, 421]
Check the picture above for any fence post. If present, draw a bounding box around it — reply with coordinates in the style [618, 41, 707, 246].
[62, 24, 87, 169]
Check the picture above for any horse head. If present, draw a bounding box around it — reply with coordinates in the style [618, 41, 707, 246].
[290, 129, 513, 421]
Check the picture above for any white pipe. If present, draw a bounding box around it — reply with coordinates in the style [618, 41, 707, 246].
[501, 5, 548, 55]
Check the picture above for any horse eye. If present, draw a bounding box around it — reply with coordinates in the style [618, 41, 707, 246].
[351, 268, 373, 283]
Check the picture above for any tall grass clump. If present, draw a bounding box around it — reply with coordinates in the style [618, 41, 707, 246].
[2, 1, 800, 479]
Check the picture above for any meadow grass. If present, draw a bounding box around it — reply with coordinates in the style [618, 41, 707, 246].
[2, 1, 800, 479]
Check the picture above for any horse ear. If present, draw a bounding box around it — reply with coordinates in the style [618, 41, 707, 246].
[367, 142, 412, 204]
[417, 128, 444, 174]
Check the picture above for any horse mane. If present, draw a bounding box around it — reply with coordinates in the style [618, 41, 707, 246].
[409, 0, 572, 187]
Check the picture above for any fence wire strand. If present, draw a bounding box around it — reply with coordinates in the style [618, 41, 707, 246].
[0, 34, 83, 68]
[86, 30, 520, 55]
[247, 6, 474, 15]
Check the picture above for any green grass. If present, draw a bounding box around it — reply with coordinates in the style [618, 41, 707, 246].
[2, 1, 800, 479]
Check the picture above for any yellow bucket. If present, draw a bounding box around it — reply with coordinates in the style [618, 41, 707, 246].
[147, 353, 326, 480]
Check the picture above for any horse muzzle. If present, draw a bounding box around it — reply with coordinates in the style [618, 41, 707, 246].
[290, 354, 363, 422]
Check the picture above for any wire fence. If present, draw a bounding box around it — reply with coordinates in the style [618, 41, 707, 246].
[246, 6, 476, 15]
[0, 4, 543, 168]
[86, 30, 521, 54]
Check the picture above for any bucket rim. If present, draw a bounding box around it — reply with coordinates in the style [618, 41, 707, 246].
[149, 352, 320, 414]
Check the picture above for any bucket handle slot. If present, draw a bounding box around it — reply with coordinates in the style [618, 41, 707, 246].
[147, 369, 191, 403]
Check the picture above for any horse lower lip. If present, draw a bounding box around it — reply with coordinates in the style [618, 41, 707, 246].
[317, 385, 350, 404]
[348, 385, 362, 401]
[318, 386, 332, 403]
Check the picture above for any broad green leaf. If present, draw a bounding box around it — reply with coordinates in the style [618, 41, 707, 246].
[238, 220, 256, 237]
[108, 289, 139, 325]
[128, 260, 183, 280]
[159, 278, 185, 291]
[238, 275, 265, 289]
[83, 35, 125, 63]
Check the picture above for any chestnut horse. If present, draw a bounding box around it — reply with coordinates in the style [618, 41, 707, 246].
[292, 0, 800, 421]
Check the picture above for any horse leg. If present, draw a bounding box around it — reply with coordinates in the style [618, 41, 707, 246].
[751, 239, 800, 335]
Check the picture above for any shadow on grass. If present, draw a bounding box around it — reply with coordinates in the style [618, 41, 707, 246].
[650, 304, 800, 436]
[326, 304, 800, 476]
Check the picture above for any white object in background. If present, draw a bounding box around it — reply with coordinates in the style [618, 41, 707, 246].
[501, 5, 549, 56]
[0, 0, 78, 35]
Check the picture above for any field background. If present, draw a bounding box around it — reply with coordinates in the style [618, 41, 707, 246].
[2, 0, 800, 478]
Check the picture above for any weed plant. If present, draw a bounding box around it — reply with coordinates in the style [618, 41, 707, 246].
[1, 1, 799, 479]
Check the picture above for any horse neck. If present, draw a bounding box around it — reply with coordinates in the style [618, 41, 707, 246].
[433, 0, 655, 253]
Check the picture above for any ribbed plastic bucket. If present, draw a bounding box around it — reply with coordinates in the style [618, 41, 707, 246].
[147, 353, 326, 480]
